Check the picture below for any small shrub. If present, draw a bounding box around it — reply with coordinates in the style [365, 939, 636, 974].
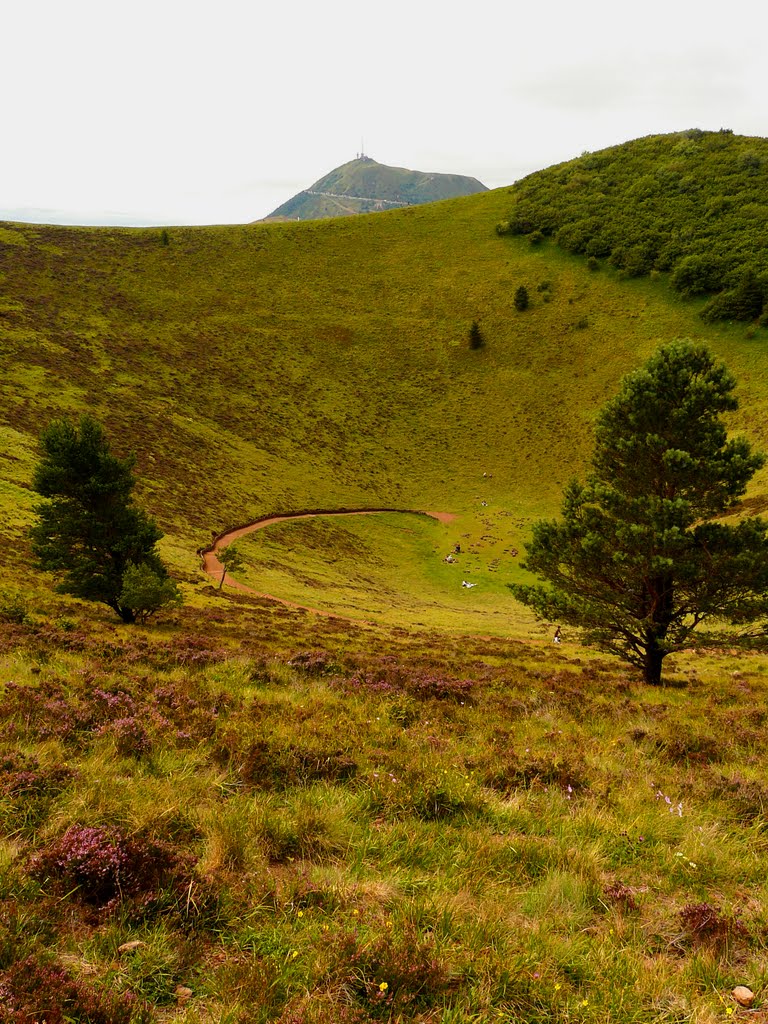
[482, 751, 590, 796]
[119, 561, 183, 624]
[655, 725, 723, 764]
[679, 902, 747, 947]
[99, 715, 152, 756]
[326, 922, 463, 1016]
[288, 650, 339, 676]
[0, 591, 29, 625]
[337, 664, 475, 704]
[701, 270, 765, 323]
[468, 320, 485, 350]
[0, 954, 146, 1024]
[711, 772, 768, 823]
[0, 753, 74, 798]
[28, 824, 197, 911]
[603, 881, 639, 912]
[513, 286, 529, 311]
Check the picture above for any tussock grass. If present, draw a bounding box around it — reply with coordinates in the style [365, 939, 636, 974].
[1, 613, 768, 1021]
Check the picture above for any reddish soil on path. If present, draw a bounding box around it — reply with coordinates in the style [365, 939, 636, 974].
[200, 507, 457, 618]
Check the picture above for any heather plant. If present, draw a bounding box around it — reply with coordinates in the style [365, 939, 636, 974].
[0, 752, 74, 799]
[238, 736, 358, 790]
[99, 715, 152, 757]
[0, 953, 147, 1024]
[328, 921, 466, 1017]
[678, 901, 748, 949]
[28, 823, 198, 913]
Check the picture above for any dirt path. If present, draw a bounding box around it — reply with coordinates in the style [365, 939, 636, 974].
[200, 507, 456, 618]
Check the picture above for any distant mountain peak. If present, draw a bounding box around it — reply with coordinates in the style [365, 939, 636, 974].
[262, 157, 488, 222]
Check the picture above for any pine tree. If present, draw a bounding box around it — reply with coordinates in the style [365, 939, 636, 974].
[468, 320, 485, 350]
[30, 415, 173, 623]
[514, 286, 529, 311]
[510, 341, 768, 684]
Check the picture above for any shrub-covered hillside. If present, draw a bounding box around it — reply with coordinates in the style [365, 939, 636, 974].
[498, 129, 768, 324]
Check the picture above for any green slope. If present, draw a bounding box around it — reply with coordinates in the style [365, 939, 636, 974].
[499, 129, 768, 323]
[3, 137, 768, 630]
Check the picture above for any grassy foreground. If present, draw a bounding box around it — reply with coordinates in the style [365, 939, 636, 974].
[1, 594, 768, 1023]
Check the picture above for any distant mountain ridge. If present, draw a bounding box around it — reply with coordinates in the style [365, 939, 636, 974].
[262, 155, 488, 221]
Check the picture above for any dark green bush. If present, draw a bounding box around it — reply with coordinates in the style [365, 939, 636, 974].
[468, 320, 485, 350]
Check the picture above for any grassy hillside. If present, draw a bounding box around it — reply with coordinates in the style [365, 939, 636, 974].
[4, 133, 768, 1022]
[264, 156, 488, 221]
[498, 129, 768, 324]
[3, 176, 768, 630]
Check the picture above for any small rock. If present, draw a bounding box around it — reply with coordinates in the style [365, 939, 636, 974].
[175, 986, 193, 1003]
[117, 940, 146, 954]
[733, 986, 755, 1008]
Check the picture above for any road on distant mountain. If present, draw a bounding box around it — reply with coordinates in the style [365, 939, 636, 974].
[303, 189, 407, 207]
[201, 507, 456, 617]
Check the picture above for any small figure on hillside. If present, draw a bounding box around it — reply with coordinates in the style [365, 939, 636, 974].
[444, 554, 456, 563]
[454, 543, 462, 554]
[553, 626, 562, 644]
[462, 580, 477, 589]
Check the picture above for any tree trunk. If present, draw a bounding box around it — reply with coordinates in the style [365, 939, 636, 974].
[218, 569, 227, 590]
[641, 573, 673, 685]
[643, 633, 664, 685]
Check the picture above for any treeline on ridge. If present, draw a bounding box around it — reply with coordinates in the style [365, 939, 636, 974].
[497, 129, 768, 325]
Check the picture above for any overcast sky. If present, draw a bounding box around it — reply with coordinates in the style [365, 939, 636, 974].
[1, 0, 765, 226]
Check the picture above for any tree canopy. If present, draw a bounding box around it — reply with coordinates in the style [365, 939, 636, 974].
[30, 415, 178, 623]
[510, 341, 768, 684]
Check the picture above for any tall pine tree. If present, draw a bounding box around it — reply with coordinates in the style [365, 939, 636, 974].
[510, 341, 768, 684]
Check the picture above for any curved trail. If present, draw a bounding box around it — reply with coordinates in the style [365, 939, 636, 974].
[201, 507, 457, 619]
